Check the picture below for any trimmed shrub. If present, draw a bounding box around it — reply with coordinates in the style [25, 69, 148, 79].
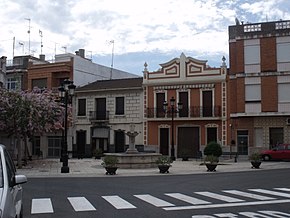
[204, 141, 222, 157]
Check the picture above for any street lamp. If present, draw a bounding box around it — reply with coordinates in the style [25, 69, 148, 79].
[58, 79, 76, 173]
[163, 96, 183, 161]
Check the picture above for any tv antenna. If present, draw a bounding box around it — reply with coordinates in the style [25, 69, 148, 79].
[25, 18, 31, 55]
[19, 42, 24, 54]
[109, 40, 114, 79]
[39, 30, 43, 54]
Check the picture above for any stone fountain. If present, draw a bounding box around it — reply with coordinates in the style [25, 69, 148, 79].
[104, 124, 161, 169]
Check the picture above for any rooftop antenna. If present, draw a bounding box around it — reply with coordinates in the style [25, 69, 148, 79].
[25, 18, 31, 55]
[39, 29, 43, 54]
[109, 40, 114, 79]
[12, 37, 15, 58]
[62, 46, 67, 53]
[19, 42, 24, 54]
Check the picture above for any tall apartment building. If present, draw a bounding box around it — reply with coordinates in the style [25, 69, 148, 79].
[143, 53, 228, 158]
[228, 20, 290, 155]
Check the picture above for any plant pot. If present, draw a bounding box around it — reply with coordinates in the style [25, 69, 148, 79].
[105, 167, 118, 175]
[251, 161, 261, 169]
[205, 163, 217, 172]
[158, 165, 171, 173]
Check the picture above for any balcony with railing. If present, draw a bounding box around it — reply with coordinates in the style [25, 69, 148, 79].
[145, 106, 221, 119]
[89, 111, 109, 122]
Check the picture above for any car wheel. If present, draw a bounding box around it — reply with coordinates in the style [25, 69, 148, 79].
[263, 155, 271, 161]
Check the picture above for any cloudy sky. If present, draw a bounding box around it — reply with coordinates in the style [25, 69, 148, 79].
[1, 0, 290, 75]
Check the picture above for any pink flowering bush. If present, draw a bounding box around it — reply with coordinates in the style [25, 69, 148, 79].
[0, 87, 65, 167]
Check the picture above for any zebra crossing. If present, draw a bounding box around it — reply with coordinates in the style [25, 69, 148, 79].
[30, 188, 290, 214]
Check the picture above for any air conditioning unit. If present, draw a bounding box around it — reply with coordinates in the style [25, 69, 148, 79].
[287, 118, 290, 125]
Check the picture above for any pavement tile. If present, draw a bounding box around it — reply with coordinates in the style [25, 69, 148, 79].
[17, 158, 290, 178]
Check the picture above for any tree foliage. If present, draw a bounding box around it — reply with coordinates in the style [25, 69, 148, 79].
[0, 87, 64, 138]
[0, 87, 65, 167]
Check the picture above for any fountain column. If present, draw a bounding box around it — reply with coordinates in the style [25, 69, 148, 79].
[125, 124, 139, 154]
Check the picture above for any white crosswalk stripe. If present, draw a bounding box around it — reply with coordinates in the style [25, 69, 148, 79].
[222, 190, 276, 200]
[31, 198, 54, 214]
[274, 188, 290, 192]
[102, 195, 136, 209]
[29, 188, 290, 214]
[134, 194, 175, 207]
[249, 189, 290, 198]
[165, 193, 211, 205]
[68, 197, 96, 211]
[195, 191, 245, 203]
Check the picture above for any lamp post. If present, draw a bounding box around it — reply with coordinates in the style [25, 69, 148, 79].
[58, 79, 76, 173]
[163, 96, 183, 161]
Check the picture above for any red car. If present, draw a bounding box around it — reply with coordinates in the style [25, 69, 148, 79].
[261, 144, 290, 161]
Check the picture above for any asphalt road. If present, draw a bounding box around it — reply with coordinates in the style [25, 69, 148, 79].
[23, 169, 290, 218]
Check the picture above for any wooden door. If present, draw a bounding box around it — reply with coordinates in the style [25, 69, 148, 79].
[160, 128, 169, 155]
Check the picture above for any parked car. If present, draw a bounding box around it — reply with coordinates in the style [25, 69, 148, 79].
[261, 144, 290, 161]
[0, 144, 27, 218]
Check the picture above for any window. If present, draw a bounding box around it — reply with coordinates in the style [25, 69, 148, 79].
[202, 90, 213, 117]
[244, 45, 260, 65]
[31, 136, 41, 156]
[245, 84, 261, 102]
[32, 78, 47, 89]
[47, 136, 62, 157]
[4, 149, 16, 187]
[115, 97, 124, 115]
[179, 92, 188, 117]
[278, 83, 290, 103]
[78, 99, 86, 116]
[6, 78, 19, 90]
[156, 93, 165, 117]
[269, 128, 283, 148]
[277, 42, 290, 63]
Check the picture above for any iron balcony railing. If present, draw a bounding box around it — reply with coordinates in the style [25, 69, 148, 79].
[146, 106, 221, 118]
[89, 111, 109, 121]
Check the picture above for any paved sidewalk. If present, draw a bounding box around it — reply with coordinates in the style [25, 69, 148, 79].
[16, 158, 290, 178]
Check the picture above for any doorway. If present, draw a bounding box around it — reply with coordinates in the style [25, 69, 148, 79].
[159, 128, 169, 155]
[76, 130, 86, 158]
[115, 130, 125, 152]
[237, 130, 248, 155]
[178, 127, 199, 158]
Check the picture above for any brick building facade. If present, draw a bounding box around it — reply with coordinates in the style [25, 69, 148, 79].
[143, 53, 228, 158]
[228, 20, 290, 155]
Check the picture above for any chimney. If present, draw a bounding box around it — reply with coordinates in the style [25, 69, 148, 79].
[75, 51, 79, 56]
[39, 54, 45, 61]
[79, 49, 85, 58]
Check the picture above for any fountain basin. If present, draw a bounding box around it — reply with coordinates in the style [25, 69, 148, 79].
[103, 153, 162, 169]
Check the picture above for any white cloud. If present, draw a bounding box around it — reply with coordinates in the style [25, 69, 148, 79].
[0, 0, 289, 73]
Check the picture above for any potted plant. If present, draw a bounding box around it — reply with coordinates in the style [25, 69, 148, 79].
[101, 155, 119, 175]
[179, 148, 191, 161]
[156, 156, 173, 173]
[203, 141, 222, 172]
[249, 152, 262, 169]
[204, 155, 219, 171]
[93, 148, 103, 159]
